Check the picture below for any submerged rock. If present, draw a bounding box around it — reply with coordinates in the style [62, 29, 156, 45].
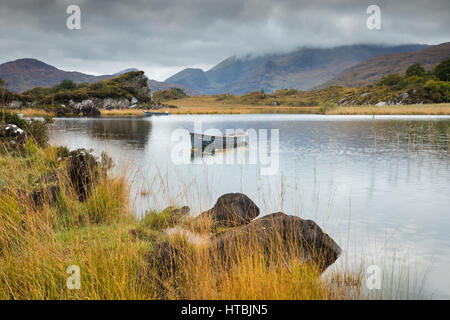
[196, 193, 260, 227]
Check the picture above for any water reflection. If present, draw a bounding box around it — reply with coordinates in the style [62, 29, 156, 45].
[52, 117, 152, 149]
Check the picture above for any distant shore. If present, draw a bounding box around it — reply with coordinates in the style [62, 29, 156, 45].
[12, 102, 450, 118]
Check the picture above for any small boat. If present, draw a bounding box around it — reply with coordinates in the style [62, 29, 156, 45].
[143, 110, 170, 117]
[190, 132, 247, 151]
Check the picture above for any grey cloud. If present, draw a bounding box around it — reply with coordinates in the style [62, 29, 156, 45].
[0, 0, 449, 80]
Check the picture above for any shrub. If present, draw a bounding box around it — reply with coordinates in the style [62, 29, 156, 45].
[378, 74, 404, 87]
[434, 58, 450, 82]
[406, 63, 426, 77]
[424, 80, 450, 103]
[138, 207, 183, 231]
[54, 79, 77, 91]
[152, 88, 187, 102]
[399, 75, 425, 89]
[319, 101, 337, 114]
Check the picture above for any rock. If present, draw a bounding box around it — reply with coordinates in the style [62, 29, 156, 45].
[196, 193, 260, 227]
[0, 124, 28, 149]
[338, 98, 348, 105]
[7, 100, 23, 109]
[28, 185, 60, 207]
[209, 212, 341, 272]
[81, 100, 101, 116]
[65, 148, 100, 201]
[375, 101, 386, 107]
[147, 241, 188, 277]
[72, 100, 101, 116]
[117, 98, 130, 109]
[399, 92, 409, 99]
[148, 211, 342, 279]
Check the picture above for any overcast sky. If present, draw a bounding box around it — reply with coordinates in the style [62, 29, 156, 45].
[0, 0, 449, 81]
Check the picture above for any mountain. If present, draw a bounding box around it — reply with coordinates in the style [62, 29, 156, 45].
[165, 44, 429, 95]
[320, 42, 450, 88]
[0, 58, 114, 93]
[0, 59, 198, 95]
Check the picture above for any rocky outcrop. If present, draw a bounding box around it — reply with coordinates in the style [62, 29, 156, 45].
[196, 193, 260, 227]
[338, 89, 427, 106]
[210, 212, 342, 272]
[68, 100, 101, 117]
[5, 71, 152, 114]
[0, 124, 28, 149]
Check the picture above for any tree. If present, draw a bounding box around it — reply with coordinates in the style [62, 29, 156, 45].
[378, 74, 404, 86]
[0, 77, 6, 87]
[434, 58, 450, 82]
[56, 79, 77, 91]
[406, 63, 425, 77]
[424, 80, 450, 103]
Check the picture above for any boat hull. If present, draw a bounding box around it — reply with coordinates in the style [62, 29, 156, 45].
[190, 132, 246, 151]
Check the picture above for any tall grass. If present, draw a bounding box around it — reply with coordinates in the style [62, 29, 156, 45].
[0, 134, 431, 300]
[0, 142, 357, 300]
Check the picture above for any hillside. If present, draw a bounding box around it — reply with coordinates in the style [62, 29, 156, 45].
[0, 58, 113, 93]
[322, 42, 450, 87]
[165, 44, 429, 94]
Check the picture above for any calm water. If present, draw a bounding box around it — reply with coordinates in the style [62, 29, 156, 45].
[48, 114, 450, 299]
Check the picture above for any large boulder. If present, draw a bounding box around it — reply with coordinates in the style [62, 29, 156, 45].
[209, 212, 342, 272]
[196, 193, 260, 227]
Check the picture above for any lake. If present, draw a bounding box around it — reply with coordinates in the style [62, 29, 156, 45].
[48, 114, 450, 299]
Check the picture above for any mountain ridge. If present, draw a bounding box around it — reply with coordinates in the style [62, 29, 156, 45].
[166, 44, 430, 94]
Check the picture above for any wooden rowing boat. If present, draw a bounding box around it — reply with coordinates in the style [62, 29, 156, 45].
[190, 132, 246, 151]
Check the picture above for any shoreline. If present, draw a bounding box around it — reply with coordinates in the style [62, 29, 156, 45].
[11, 103, 450, 118]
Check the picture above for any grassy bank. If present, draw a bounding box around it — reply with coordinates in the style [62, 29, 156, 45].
[165, 97, 450, 115]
